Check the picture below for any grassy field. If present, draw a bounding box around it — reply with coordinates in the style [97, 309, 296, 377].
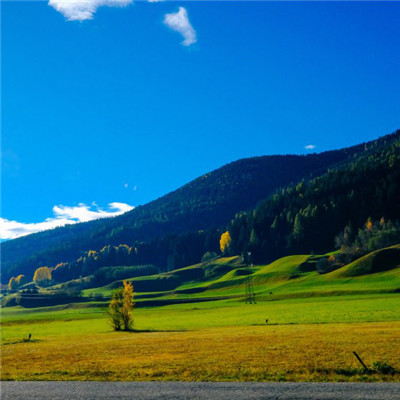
[2, 293, 400, 382]
[2, 248, 400, 382]
[82, 247, 400, 303]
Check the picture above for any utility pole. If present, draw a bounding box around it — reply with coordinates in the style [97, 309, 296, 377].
[245, 251, 256, 304]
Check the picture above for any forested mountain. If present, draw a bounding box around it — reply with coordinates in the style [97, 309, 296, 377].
[2, 129, 399, 283]
[228, 131, 400, 264]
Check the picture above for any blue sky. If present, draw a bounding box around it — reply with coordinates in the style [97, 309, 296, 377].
[2, 0, 400, 239]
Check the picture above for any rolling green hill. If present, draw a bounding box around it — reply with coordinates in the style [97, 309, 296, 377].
[7, 245, 394, 309]
[331, 245, 400, 277]
[2, 129, 400, 284]
[110, 249, 400, 306]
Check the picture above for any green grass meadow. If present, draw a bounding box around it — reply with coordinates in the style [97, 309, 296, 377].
[2, 248, 400, 382]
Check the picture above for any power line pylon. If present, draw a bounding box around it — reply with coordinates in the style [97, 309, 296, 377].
[245, 251, 256, 304]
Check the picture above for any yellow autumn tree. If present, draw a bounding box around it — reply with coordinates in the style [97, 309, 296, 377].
[8, 277, 17, 290]
[107, 280, 135, 331]
[366, 217, 373, 231]
[121, 281, 134, 330]
[220, 231, 232, 254]
[33, 266, 52, 286]
[15, 274, 26, 287]
[88, 250, 97, 257]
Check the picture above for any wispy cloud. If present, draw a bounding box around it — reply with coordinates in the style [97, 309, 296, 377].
[48, 1, 198, 47]
[0, 202, 134, 240]
[164, 7, 197, 47]
[48, 0, 133, 22]
[305, 144, 316, 150]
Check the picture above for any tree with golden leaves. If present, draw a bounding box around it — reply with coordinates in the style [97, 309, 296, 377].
[33, 266, 52, 286]
[107, 280, 135, 331]
[366, 217, 373, 231]
[8, 277, 17, 290]
[121, 281, 134, 330]
[220, 231, 232, 254]
[328, 255, 336, 263]
[15, 275, 26, 287]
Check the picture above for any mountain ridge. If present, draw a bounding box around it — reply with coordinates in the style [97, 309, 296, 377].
[2, 129, 399, 283]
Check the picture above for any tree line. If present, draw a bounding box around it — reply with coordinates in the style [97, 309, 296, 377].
[5, 130, 400, 285]
[5, 130, 395, 284]
[225, 140, 400, 264]
[27, 230, 221, 285]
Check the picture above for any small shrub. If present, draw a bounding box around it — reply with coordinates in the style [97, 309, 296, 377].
[372, 361, 396, 375]
[93, 293, 105, 301]
[201, 251, 218, 263]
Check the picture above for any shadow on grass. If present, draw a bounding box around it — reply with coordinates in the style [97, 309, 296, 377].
[3, 338, 42, 345]
[313, 366, 398, 377]
[127, 328, 188, 333]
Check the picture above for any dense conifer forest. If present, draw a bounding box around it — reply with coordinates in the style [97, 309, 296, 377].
[2, 130, 399, 284]
[228, 136, 400, 264]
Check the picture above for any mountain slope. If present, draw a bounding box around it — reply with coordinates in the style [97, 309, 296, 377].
[228, 130, 400, 263]
[2, 129, 399, 283]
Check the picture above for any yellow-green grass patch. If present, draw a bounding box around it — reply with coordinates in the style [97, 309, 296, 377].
[2, 322, 400, 382]
[2, 294, 400, 382]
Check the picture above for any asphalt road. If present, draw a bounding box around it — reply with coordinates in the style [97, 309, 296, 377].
[2, 381, 400, 400]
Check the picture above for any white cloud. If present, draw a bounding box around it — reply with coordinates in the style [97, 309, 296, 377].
[48, 0, 133, 22]
[0, 202, 134, 240]
[48, 1, 199, 47]
[305, 145, 316, 150]
[164, 7, 197, 47]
